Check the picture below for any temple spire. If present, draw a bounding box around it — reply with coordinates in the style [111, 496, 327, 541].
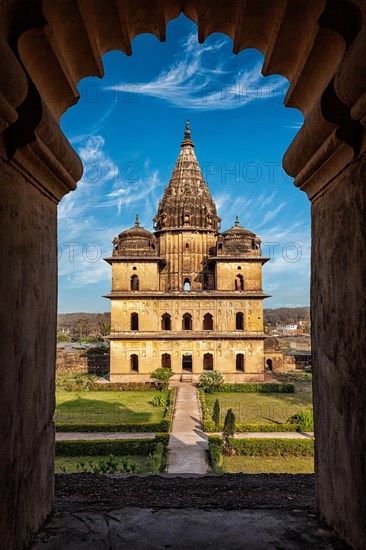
[135, 214, 140, 227]
[235, 216, 240, 227]
[181, 119, 194, 148]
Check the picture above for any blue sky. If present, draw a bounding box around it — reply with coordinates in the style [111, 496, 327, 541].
[58, 14, 310, 313]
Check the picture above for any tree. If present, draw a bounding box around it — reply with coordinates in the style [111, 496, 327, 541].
[223, 408, 236, 439]
[197, 370, 224, 393]
[212, 398, 220, 428]
[151, 368, 174, 391]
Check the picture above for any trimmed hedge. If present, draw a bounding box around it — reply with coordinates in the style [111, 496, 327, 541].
[55, 433, 170, 457]
[56, 421, 170, 433]
[216, 383, 295, 393]
[226, 437, 314, 457]
[203, 420, 302, 433]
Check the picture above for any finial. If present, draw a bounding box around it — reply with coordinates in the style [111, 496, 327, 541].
[135, 214, 140, 227]
[235, 216, 240, 226]
[181, 119, 194, 148]
[185, 119, 190, 137]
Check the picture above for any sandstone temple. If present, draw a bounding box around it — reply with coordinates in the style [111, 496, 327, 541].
[104, 122, 269, 382]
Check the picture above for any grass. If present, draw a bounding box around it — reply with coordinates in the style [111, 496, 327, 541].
[221, 455, 314, 474]
[55, 455, 162, 474]
[205, 372, 313, 425]
[55, 390, 169, 424]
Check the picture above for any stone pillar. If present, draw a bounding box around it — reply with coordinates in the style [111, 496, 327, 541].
[0, 159, 57, 548]
[311, 153, 366, 549]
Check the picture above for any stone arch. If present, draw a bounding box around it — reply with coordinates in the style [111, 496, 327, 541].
[161, 313, 171, 330]
[203, 312, 214, 330]
[161, 353, 171, 369]
[182, 312, 193, 331]
[130, 354, 139, 372]
[131, 274, 139, 291]
[131, 312, 139, 331]
[235, 274, 244, 291]
[236, 312, 244, 330]
[1, 3, 366, 549]
[236, 353, 245, 372]
[203, 352, 214, 371]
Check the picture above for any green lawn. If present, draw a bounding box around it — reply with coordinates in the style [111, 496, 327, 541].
[221, 455, 314, 474]
[55, 390, 169, 424]
[205, 373, 313, 425]
[55, 454, 162, 474]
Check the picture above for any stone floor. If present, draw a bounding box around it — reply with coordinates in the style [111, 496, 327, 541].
[167, 384, 208, 474]
[30, 508, 349, 549]
[28, 474, 350, 550]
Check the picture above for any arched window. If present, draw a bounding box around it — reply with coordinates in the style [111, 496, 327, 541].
[236, 353, 244, 372]
[161, 353, 171, 369]
[203, 353, 214, 371]
[131, 274, 139, 290]
[203, 313, 214, 331]
[161, 313, 171, 330]
[131, 312, 139, 331]
[183, 278, 191, 291]
[235, 274, 244, 290]
[236, 312, 244, 330]
[182, 313, 192, 330]
[266, 358, 273, 371]
[130, 354, 139, 372]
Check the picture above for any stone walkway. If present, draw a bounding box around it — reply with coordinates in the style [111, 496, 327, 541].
[167, 384, 208, 474]
[56, 432, 156, 440]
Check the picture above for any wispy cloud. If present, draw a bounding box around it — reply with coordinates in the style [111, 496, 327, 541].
[58, 135, 161, 288]
[103, 32, 286, 111]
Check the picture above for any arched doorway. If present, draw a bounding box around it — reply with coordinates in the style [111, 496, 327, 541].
[182, 353, 192, 372]
[236, 354, 244, 372]
[130, 354, 139, 372]
[161, 353, 171, 369]
[203, 353, 213, 370]
[266, 358, 273, 371]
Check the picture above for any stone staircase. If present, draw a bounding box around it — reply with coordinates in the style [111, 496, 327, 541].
[181, 373, 193, 383]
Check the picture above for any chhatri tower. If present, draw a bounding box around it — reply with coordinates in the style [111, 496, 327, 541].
[105, 122, 269, 382]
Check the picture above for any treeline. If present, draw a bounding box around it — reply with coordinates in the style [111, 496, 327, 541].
[264, 307, 310, 326]
[58, 312, 111, 339]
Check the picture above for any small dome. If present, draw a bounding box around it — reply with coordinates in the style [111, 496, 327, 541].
[118, 214, 153, 240]
[113, 215, 157, 257]
[221, 216, 256, 238]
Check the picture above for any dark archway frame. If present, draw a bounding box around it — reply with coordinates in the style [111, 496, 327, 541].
[1, 2, 366, 549]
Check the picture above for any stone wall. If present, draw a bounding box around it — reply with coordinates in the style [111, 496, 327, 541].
[312, 153, 366, 548]
[0, 159, 56, 549]
[56, 350, 109, 376]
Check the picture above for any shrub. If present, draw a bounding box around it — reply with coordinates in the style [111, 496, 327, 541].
[223, 409, 236, 438]
[152, 394, 167, 407]
[151, 368, 174, 390]
[288, 408, 314, 431]
[227, 438, 314, 457]
[212, 398, 220, 428]
[197, 371, 224, 393]
[57, 333, 71, 343]
[86, 346, 109, 355]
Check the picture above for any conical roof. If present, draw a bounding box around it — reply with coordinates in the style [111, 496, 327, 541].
[154, 121, 221, 231]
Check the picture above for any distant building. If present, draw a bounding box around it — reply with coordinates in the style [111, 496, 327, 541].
[104, 122, 270, 382]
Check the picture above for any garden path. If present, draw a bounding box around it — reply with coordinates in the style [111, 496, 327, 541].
[167, 384, 208, 474]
